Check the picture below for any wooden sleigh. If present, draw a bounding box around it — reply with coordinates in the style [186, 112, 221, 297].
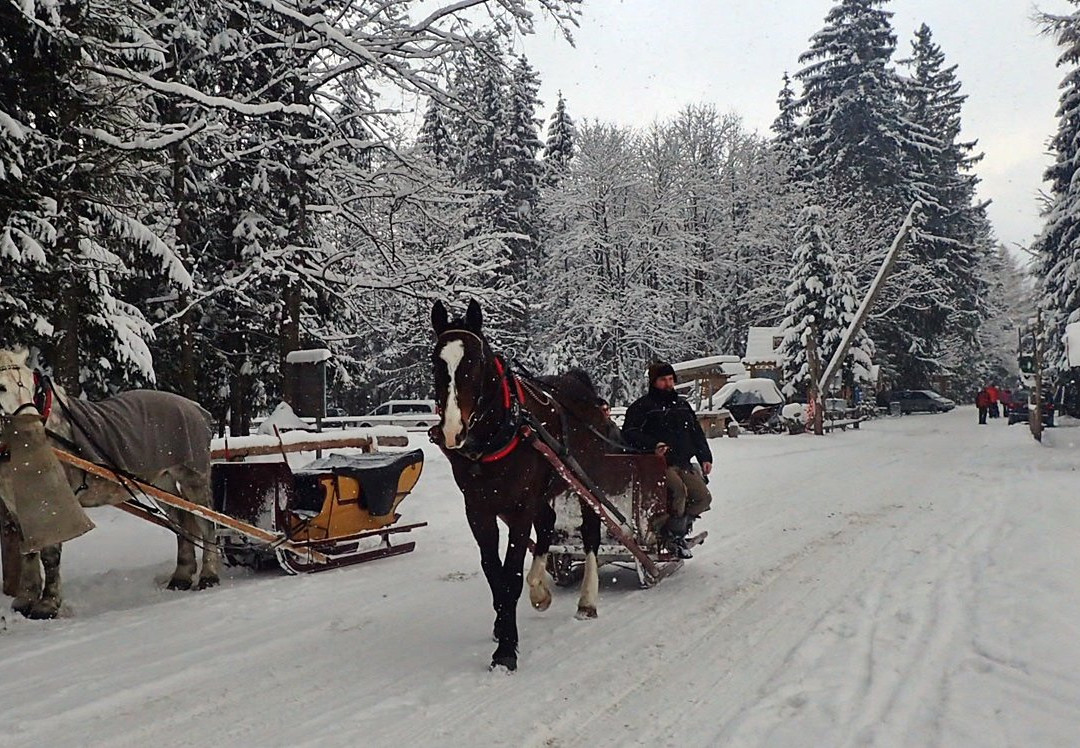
[44, 439, 426, 576]
[211, 449, 426, 574]
[520, 426, 708, 588]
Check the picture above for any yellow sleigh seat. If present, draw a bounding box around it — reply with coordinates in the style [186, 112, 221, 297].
[288, 450, 424, 541]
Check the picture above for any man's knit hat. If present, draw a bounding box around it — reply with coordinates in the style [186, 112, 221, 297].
[648, 361, 677, 385]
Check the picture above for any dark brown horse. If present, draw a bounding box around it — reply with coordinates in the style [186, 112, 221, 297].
[431, 300, 618, 671]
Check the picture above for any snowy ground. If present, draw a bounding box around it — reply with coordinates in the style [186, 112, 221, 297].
[2, 409, 1078, 747]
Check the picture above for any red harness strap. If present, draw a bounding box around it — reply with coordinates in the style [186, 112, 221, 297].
[479, 358, 524, 464]
[32, 371, 53, 422]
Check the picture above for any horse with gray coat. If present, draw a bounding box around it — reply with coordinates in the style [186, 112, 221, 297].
[0, 348, 219, 618]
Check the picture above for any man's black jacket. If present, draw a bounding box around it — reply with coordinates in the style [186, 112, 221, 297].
[622, 387, 713, 468]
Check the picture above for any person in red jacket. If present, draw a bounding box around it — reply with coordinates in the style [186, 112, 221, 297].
[975, 387, 990, 425]
[986, 383, 1001, 418]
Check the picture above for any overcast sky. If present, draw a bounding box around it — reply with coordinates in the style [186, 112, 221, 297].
[513, 0, 1072, 254]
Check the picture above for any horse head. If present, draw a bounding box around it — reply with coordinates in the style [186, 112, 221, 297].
[430, 300, 496, 450]
[0, 348, 35, 417]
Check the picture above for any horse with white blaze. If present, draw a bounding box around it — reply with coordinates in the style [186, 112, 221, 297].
[431, 300, 629, 671]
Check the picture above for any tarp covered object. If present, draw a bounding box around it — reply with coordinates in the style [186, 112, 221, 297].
[0, 413, 94, 553]
[714, 378, 786, 409]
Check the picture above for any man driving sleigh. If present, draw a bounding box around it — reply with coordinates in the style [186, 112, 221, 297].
[621, 362, 713, 559]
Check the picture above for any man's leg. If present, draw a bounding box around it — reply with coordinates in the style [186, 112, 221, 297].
[659, 468, 693, 557]
[663, 467, 688, 522]
[681, 467, 713, 519]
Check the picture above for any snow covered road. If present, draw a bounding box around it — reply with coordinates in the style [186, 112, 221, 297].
[2, 409, 1078, 747]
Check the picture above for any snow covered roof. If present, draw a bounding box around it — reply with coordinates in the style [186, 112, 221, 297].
[673, 354, 742, 371]
[743, 327, 785, 365]
[1065, 322, 1080, 368]
[285, 348, 332, 364]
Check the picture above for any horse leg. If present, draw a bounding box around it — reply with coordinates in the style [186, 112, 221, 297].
[175, 468, 221, 590]
[466, 507, 520, 671]
[195, 511, 221, 590]
[165, 507, 198, 591]
[575, 499, 601, 620]
[526, 501, 555, 612]
[149, 473, 195, 590]
[28, 544, 62, 619]
[11, 551, 42, 617]
[496, 513, 532, 670]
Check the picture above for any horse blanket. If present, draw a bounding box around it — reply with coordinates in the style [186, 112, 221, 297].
[63, 390, 213, 476]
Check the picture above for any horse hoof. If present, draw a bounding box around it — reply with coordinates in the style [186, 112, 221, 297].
[11, 598, 33, 617]
[197, 575, 220, 590]
[167, 578, 192, 591]
[28, 601, 59, 620]
[575, 605, 598, 620]
[490, 642, 518, 672]
[530, 589, 552, 612]
[490, 653, 518, 672]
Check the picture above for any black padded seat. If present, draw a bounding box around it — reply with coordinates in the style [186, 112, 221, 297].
[293, 449, 423, 516]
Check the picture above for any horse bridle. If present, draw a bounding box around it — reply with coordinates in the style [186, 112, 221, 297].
[0, 364, 53, 421]
[434, 330, 526, 462]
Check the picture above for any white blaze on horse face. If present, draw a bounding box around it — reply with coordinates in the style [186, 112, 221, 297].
[439, 340, 467, 449]
[0, 349, 33, 416]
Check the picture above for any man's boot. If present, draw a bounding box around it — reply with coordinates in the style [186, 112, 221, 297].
[665, 515, 692, 559]
[686, 514, 700, 537]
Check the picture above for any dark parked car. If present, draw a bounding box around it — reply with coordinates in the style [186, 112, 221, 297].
[889, 389, 955, 414]
[1006, 388, 1056, 426]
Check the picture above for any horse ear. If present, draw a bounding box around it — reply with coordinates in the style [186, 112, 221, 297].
[465, 299, 482, 333]
[432, 301, 449, 336]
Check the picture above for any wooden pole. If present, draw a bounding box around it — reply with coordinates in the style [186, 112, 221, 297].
[1031, 308, 1044, 443]
[820, 202, 920, 395]
[51, 449, 330, 563]
[806, 325, 824, 436]
[209, 433, 407, 461]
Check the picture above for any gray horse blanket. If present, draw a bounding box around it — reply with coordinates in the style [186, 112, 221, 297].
[64, 390, 213, 476]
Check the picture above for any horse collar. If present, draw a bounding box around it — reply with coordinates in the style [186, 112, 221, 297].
[477, 357, 527, 464]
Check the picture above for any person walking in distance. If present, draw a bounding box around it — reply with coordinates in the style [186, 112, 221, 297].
[975, 387, 990, 425]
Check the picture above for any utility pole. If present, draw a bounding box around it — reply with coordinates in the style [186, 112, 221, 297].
[819, 203, 920, 395]
[806, 325, 824, 436]
[1031, 308, 1044, 443]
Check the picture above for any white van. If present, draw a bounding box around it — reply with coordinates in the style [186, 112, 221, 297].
[357, 400, 440, 428]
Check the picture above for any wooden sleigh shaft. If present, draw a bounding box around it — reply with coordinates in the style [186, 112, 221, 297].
[524, 431, 681, 586]
[51, 448, 331, 564]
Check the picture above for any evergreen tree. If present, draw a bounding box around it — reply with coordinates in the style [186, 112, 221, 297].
[822, 256, 876, 395]
[0, 0, 192, 394]
[542, 91, 577, 182]
[504, 56, 545, 277]
[418, 97, 456, 170]
[1035, 3, 1080, 370]
[780, 205, 843, 397]
[794, 0, 909, 201]
[771, 72, 799, 145]
[898, 23, 992, 382]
